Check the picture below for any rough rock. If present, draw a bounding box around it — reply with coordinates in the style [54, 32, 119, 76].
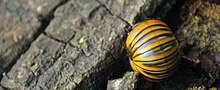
[179, 1, 220, 52]
[177, 0, 220, 87]
[1, 0, 209, 89]
[98, 0, 176, 25]
[0, 0, 40, 72]
[0, 0, 66, 78]
[1, 0, 177, 89]
[1, 34, 65, 89]
[0, 86, 4, 90]
[1, 0, 128, 89]
[97, 0, 145, 25]
[22, 0, 68, 17]
[107, 72, 138, 90]
[177, 0, 220, 52]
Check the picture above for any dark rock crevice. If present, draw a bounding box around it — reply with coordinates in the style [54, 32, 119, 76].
[95, 0, 132, 32]
[0, 0, 70, 82]
[3, 0, 219, 89]
[43, 32, 68, 44]
[37, 0, 70, 34]
[29, 45, 67, 90]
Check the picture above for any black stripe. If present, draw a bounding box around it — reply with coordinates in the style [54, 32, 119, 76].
[130, 28, 171, 50]
[131, 60, 141, 74]
[146, 50, 179, 67]
[133, 55, 179, 75]
[138, 56, 179, 76]
[131, 55, 180, 81]
[141, 57, 180, 82]
[145, 63, 178, 77]
[131, 33, 174, 56]
[132, 47, 178, 64]
[142, 76, 162, 82]
[132, 53, 179, 74]
[129, 24, 169, 49]
[133, 44, 179, 62]
[151, 56, 180, 77]
[140, 40, 176, 58]
[133, 38, 176, 58]
[131, 60, 178, 80]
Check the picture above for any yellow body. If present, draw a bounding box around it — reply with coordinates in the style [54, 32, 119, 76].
[126, 20, 180, 81]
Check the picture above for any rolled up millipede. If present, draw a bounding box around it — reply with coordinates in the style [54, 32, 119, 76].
[126, 20, 180, 81]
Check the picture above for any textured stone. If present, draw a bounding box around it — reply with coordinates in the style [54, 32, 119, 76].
[178, 1, 220, 52]
[30, 44, 79, 90]
[177, 0, 220, 87]
[0, 86, 4, 90]
[23, 0, 67, 17]
[107, 72, 139, 90]
[1, 34, 65, 89]
[1, 0, 207, 89]
[98, 0, 176, 25]
[1, 0, 128, 89]
[0, 0, 40, 71]
[0, 0, 66, 76]
[98, 0, 145, 25]
[43, 0, 96, 42]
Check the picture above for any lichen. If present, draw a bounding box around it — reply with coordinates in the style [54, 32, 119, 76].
[209, 87, 218, 90]
[201, 2, 220, 19]
[187, 86, 206, 90]
[180, 1, 220, 52]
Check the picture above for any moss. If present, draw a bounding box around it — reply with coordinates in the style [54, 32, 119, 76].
[208, 87, 218, 90]
[179, 1, 220, 52]
[124, 71, 130, 77]
[201, 2, 220, 19]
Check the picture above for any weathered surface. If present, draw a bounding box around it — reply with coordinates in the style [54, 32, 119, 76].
[177, 0, 220, 87]
[107, 72, 138, 90]
[0, 86, 4, 90]
[1, 0, 180, 89]
[0, 0, 40, 72]
[1, 0, 128, 89]
[1, 34, 65, 89]
[179, 1, 220, 52]
[97, 0, 145, 25]
[0, 0, 66, 76]
[22, 0, 68, 17]
[98, 0, 176, 25]
[2, 0, 216, 89]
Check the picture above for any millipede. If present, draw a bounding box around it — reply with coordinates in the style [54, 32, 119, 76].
[126, 19, 180, 81]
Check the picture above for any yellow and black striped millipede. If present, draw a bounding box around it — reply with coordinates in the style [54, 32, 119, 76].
[126, 20, 180, 81]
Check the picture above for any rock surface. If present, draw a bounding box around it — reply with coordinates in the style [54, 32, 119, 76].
[98, 0, 176, 25]
[0, 0, 178, 89]
[177, 0, 220, 87]
[0, 0, 127, 89]
[179, 1, 220, 52]
[107, 72, 138, 90]
[0, 0, 66, 77]
[0, 86, 4, 90]
[2, 0, 218, 89]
